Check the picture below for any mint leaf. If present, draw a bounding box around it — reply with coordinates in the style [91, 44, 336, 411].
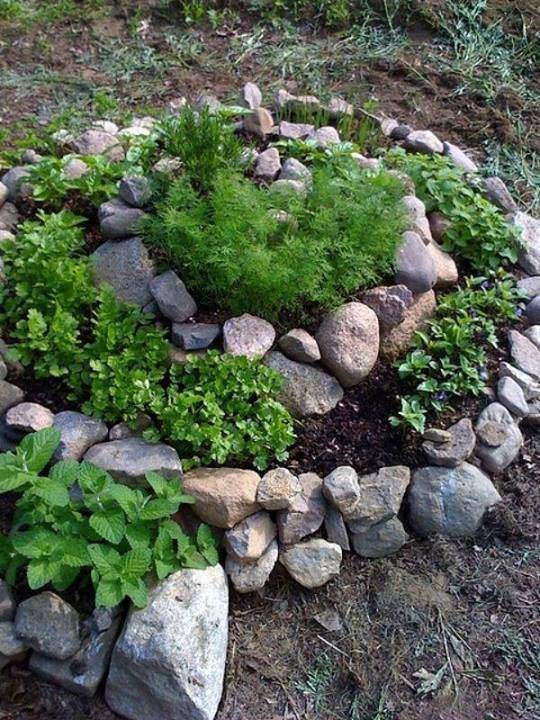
[32, 477, 70, 507]
[95, 577, 124, 608]
[18, 427, 61, 473]
[89, 509, 126, 545]
[123, 578, 148, 608]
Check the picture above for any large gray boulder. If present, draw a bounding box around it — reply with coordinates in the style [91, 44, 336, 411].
[91, 237, 155, 307]
[475, 402, 523, 473]
[15, 592, 80, 660]
[106, 566, 228, 720]
[84, 438, 182, 486]
[409, 463, 501, 537]
[316, 302, 379, 387]
[265, 351, 343, 417]
[53, 411, 108, 461]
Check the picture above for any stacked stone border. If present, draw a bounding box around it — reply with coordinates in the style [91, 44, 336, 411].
[1, 83, 540, 720]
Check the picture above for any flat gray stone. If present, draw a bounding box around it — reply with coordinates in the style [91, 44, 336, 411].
[257, 467, 301, 511]
[525, 325, 540, 349]
[509, 330, 540, 380]
[346, 466, 410, 529]
[279, 539, 342, 588]
[395, 231, 437, 293]
[404, 130, 444, 154]
[423, 428, 452, 443]
[0, 381, 24, 415]
[70, 130, 124, 161]
[517, 276, 540, 299]
[497, 376, 529, 417]
[278, 329, 320, 363]
[150, 270, 197, 322]
[475, 402, 523, 472]
[324, 506, 350, 551]
[351, 517, 408, 558]
[362, 284, 414, 329]
[265, 351, 343, 418]
[409, 463, 501, 537]
[84, 438, 182, 487]
[29, 614, 122, 698]
[224, 511, 276, 562]
[307, 126, 340, 148]
[119, 176, 152, 208]
[443, 141, 477, 173]
[277, 472, 326, 545]
[53, 411, 108, 461]
[515, 212, 540, 275]
[91, 237, 155, 307]
[171, 322, 220, 350]
[484, 176, 517, 213]
[105, 566, 228, 720]
[422, 418, 476, 467]
[499, 361, 540, 400]
[15, 592, 80, 660]
[316, 302, 380, 387]
[225, 539, 278, 593]
[98, 198, 145, 239]
[223, 314, 275, 359]
[0, 580, 15, 621]
[278, 121, 314, 140]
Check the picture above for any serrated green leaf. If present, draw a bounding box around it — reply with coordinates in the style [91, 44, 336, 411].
[155, 557, 179, 580]
[61, 537, 91, 567]
[95, 577, 124, 608]
[139, 498, 177, 521]
[18, 428, 61, 473]
[89, 509, 126, 544]
[78, 462, 112, 495]
[125, 522, 152, 548]
[196, 524, 215, 548]
[0, 468, 36, 494]
[49, 459, 80, 487]
[145, 471, 169, 497]
[51, 565, 80, 591]
[109, 484, 140, 518]
[122, 578, 148, 608]
[27, 557, 59, 589]
[12, 527, 57, 559]
[121, 547, 152, 581]
[32, 477, 70, 507]
[88, 543, 121, 576]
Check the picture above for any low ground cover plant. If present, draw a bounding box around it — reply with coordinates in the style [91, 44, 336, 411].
[386, 148, 522, 271]
[144, 159, 407, 320]
[391, 273, 526, 432]
[0, 428, 217, 608]
[0, 212, 296, 469]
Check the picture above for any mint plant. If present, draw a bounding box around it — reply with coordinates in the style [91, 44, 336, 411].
[0, 428, 217, 608]
[391, 273, 527, 432]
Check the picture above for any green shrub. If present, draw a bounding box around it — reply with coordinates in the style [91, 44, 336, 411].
[0, 212, 295, 469]
[143, 160, 406, 320]
[149, 350, 296, 469]
[0, 211, 94, 387]
[0, 428, 217, 608]
[156, 106, 243, 191]
[390, 274, 526, 432]
[385, 148, 522, 270]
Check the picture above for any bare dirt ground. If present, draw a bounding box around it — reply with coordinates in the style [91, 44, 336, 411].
[0, 2, 539, 719]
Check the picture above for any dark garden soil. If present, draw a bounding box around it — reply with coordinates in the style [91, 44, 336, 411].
[1, 2, 540, 719]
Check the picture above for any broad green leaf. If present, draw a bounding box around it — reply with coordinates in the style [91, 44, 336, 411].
[27, 557, 59, 589]
[109, 484, 139, 517]
[89, 509, 126, 545]
[196, 524, 215, 548]
[12, 527, 57, 559]
[145, 471, 169, 497]
[125, 522, 152, 549]
[49, 459, 80, 487]
[61, 537, 91, 567]
[0, 534, 13, 570]
[155, 557, 179, 580]
[0, 469, 35, 494]
[79, 462, 112, 495]
[95, 577, 124, 608]
[122, 578, 148, 608]
[88, 543, 121, 576]
[121, 547, 152, 581]
[51, 565, 80, 591]
[32, 478, 70, 507]
[139, 498, 177, 521]
[18, 428, 61, 473]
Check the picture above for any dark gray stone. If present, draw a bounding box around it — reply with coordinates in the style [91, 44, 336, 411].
[409, 463, 501, 537]
[53, 411, 108, 461]
[0, 202, 19, 232]
[91, 237, 155, 307]
[1, 166, 32, 201]
[0, 580, 15, 621]
[351, 517, 408, 558]
[279, 539, 342, 588]
[15, 592, 80, 660]
[98, 198, 145, 239]
[497, 376, 529, 417]
[324, 506, 350, 551]
[475, 402, 523, 472]
[422, 418, 476, 467]
[277, 472, 326, 545]
[171, 322, 220, 350]
[118, 176, 152, 208]
[278, 329, 320, 363]
[265, 351, 343, 418]
[525, 296, 540, 324]
[0, 381, 24, 415]
[395, 231, 437, 293]
[150, 270, 197, 323]
[362, 284, 414, 329]
[484, 176, 517, 213]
